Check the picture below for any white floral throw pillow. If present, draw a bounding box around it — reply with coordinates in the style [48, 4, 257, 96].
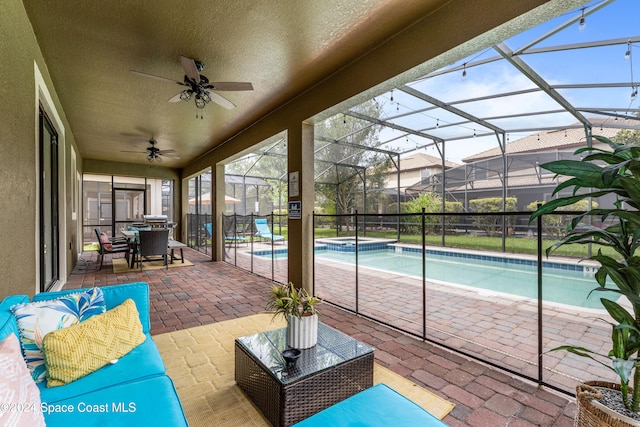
[10, 287, 106, 382]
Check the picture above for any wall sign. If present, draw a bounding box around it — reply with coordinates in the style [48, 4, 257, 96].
[289, 171, 299, 197]
[288, 201, 301, 220]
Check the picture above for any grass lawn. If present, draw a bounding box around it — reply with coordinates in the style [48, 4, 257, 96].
[269, 226, 615, 260]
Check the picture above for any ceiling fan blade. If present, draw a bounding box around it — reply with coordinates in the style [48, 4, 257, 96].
[209, 92, 236, 109]
[157, 149, 176, 155]
[206, 82, 254, 91]
[179, 56, 201, 82]
[130, 69, 182, 85]
[168, 92, 183, 103]
[120, 150, 147, 153]
[160, 153, 180, 159]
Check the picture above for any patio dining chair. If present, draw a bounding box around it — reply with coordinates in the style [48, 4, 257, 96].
[137, 229, 169, 271]
[94, 228, 130, 270]
[254, 218, 284, 242]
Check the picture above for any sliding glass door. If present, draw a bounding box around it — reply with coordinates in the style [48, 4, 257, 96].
[39, 108, 59, 292]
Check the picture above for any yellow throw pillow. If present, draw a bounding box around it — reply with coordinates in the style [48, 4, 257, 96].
[42, 298, 146, 387]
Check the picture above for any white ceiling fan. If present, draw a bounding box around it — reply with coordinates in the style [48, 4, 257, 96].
[131, 56, 253, 111]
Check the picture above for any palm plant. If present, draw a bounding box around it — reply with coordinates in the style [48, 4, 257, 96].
[266, 282, 319, 321]
[531, 135, 640, 412]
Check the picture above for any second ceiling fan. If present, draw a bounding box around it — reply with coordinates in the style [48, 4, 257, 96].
[131, 56, 253, 111]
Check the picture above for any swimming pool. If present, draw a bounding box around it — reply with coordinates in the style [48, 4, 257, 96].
[314, 237, 396, 252]
[251, 246, 611, 310]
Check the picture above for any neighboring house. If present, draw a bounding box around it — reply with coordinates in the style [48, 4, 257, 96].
[405, 121, 623, 211]
[383, 153, 458, 193]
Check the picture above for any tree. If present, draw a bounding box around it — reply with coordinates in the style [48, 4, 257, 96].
[314, 100, 389, 221]
[612, 128, 640, 146]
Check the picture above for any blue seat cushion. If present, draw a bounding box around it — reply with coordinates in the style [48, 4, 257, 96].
[39, 333, 165, 403]
[0, 295, 29, 341]
[42, 374, 188, 427]
[292, 384, 449, 427]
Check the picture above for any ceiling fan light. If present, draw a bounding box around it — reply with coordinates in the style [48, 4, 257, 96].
[194, 96, 206, 109]
[147, 154, 153, 162]
[201, 91, 211, 104]
[179, 90, 193, 101]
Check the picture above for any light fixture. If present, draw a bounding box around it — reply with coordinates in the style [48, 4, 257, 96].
[179, 90, 193, 101]
[473, 129, 476, 137]
[462, 63, 467, 80]
[390, 90, 394, 102]
[632, 87, 638, 101]
[578, 8, 586, 31]
[194, 94, 206, 109]
[146, 152, 162, 163]
[436, 119, 439, 128]
[625, 41, 632, 60]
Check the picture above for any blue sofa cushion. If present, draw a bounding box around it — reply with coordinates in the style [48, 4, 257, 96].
[292, 384, 449, 427]
[39, 332, 165, 403]
[0, 295, 29, 342]
[42, 375, 188, 427]
[33, 282, 151, 334]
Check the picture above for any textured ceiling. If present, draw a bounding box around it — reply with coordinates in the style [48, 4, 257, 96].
[22, 0, 450, 167]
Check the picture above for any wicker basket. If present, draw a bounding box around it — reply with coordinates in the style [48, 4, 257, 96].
[575, 381, 640, 427]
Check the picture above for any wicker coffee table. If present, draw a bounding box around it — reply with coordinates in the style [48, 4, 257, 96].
[235, 323, 374, 427]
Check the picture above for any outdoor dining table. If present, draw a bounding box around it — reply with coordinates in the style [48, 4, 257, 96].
[120, 230, 187, 268]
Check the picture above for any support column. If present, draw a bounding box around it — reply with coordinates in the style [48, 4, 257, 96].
[288, 122, 315, 292]
[213, 163, 226, 261]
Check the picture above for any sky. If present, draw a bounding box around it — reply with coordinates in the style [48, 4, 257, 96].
[356, 0, 640, 164]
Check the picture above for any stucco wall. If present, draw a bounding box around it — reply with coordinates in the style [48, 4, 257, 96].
[0, 0, 80, 298]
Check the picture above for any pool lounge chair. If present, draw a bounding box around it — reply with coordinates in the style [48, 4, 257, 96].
[254, 218, 284, 242]
[223, 220, 248, 246]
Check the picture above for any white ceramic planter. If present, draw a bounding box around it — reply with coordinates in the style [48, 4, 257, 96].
[287, 313, 318, 349]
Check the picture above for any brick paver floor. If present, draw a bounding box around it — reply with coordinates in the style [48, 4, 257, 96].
[66, 248, 576, 426]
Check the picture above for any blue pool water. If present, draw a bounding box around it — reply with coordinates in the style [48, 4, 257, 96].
[252, 247, 611, 310]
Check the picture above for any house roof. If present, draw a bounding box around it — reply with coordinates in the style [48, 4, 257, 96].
[462, 120, 621, 163]
[388, 153, 459, 173]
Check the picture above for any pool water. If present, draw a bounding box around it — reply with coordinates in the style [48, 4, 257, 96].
[253, 247, 611, 310]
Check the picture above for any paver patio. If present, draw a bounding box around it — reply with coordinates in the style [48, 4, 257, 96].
[67, 247, 577, 426]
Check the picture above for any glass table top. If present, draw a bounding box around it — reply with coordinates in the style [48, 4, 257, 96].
[236, 323, 373, 385]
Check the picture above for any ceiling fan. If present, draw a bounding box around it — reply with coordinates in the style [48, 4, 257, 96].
[121, 140, 176, 163]
[131, 56, 253, 111]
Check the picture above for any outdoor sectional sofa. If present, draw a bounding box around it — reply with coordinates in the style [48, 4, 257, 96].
[0, 282, 188, 426]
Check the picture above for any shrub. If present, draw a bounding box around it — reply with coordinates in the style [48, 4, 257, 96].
[526, 199, 598, 239]
[469, 197, 517, 237]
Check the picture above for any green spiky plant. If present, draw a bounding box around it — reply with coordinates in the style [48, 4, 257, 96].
[266, 282, 319, 321]
[530, 136, 640, 412]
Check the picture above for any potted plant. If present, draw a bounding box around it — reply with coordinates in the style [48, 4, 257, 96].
[266, 282, 320, 349]
[530, 135, 640, 425]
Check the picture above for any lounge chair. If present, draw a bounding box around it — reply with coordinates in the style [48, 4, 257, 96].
[254, 218, 284, 242]
[223, 219, 248, 247]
